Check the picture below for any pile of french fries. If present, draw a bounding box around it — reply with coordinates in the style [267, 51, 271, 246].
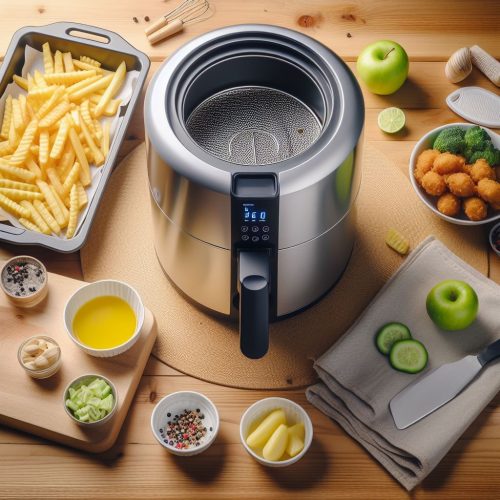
[0, 42, 126, 239]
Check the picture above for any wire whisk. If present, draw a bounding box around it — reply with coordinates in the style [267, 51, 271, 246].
[146, 0, 213, 45]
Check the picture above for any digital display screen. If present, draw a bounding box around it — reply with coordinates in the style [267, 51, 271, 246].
[244, 204, 267, 222]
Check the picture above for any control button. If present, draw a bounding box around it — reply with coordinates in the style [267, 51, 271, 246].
[262, 226, 270, 233]
[251, 226, 259, 233]
[241, 225, 249, 232]
[241, 235, 249, 241]
[262, 234, 270, 241]
[251, 236, 260, 242]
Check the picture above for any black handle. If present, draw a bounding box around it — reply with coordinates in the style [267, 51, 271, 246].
[238, 250, 270, 359]
[478, 338, 500, 366]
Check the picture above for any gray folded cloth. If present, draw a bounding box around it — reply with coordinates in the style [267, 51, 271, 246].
[306, 236, 500, 490]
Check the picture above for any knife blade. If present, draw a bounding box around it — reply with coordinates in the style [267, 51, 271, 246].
[389, 338, 500, 430]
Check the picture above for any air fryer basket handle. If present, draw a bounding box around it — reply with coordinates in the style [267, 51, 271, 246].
[238, 251, 270, 359]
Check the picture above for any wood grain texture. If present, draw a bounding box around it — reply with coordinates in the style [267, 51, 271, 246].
[0, 269, 157, 452]
[0, 0, 499, 497]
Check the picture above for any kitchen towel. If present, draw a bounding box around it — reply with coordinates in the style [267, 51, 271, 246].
[80, 143, 490, 389]
[306, 236, 500, 490]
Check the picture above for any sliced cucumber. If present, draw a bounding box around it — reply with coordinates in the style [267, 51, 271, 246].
[389, 339, 428, 374]
[375, 322, 412, 355]
[65, 377, 115, 423]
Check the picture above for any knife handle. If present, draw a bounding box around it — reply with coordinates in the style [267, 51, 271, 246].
[478, 339, 500, 366]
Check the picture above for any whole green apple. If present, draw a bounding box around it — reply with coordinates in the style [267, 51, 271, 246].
[356, 40, 409, 95]
[426, 280, 478, 331]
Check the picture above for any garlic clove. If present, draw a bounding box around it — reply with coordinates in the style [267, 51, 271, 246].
[24, 361, 37, 370]
[37, 340, 48, 350]
[445, 47, 472, 84]
[23, 343, 41, 355]
[43, 346, 60, 362]
[34, 355, 50, 369]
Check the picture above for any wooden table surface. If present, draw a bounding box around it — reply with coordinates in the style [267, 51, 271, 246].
[1, 1, 499, 498]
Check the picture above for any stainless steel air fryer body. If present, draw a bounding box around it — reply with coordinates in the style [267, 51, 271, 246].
[145, 25, 364, 358]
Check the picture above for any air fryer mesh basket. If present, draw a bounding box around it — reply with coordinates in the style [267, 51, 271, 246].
[186, 86, 322, 166]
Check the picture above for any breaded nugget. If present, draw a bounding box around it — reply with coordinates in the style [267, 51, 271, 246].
[446, 173, 475, 197]
[414, 149, 440, 185]
[433, 152, 465, 175]
[491, 201, 500, 211]
[462, 164, 473, 175]
[477, 178, 500, 204]
[470, 159, 496, 183]
[437, 192, 461, 216]
[463, 197, 488, 221]
[421, 171, 446, 196]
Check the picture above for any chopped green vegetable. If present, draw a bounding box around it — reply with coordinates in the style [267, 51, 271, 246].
[65, 377, 115, 423]
[389, 339, 428, 374]
[433, 127, 466, 154]
[464, 126, 490, 152]
[376, 322, 412, 355]
[469, 148, 500, 166]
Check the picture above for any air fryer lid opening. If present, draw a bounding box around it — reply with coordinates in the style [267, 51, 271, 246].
[182, 50, 328, 166]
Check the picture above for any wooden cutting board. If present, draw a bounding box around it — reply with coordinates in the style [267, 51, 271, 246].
[0, 265, 157, 453]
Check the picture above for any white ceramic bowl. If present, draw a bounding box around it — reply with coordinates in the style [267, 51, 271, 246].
[64, 279, 145, 357]
[240, 397, 313, 467]
[151, 391, 219, 456]
[63, 373, 118, 427]
[490, 222, 500, 257]
[409, 123, 500, 225]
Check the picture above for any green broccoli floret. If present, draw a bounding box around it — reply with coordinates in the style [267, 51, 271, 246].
[464, 126, 490, 152]
[469, 148, 500, 166]
[433, 127, 466, 154]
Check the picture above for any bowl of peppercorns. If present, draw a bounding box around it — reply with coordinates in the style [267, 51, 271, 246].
[1, 255, 48, 307]
[489, 222, 500, 257]
[151, 391, 220, 456]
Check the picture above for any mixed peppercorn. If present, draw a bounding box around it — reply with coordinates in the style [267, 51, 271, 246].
[2, 261, 44, 297]
[159, 409, 213, 449]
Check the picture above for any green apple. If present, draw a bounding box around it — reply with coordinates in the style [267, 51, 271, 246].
[356, 40, 409, 95]
[426, 280, 478, 331]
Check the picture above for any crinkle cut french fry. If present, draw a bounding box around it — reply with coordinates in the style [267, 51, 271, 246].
[76, 182, 87, 209]
[69, 74, 113, 102]
[54, 50, 64, 73]
[13, 74, 28, 91]
[49, 184, 69, 225]
[9, 118, 38, 166]
[63, 52, 74, 72]
[46, 167, 64, 198]
[8, 114, 18, 148]
[36, 179, 65, 226]
[44, 70, 96, 85]
[0, 140, 13, 156]
[27, 85, 57, 107]
[0, 159, 36, 182]
[66, 75, 101, 96]
[20, 200, 50, 234]
[79, 110, 104, 166]
[25, 157, 43, 179]
[19, 217, 43, 233]
[42, 42, 54, 74]
[39, 130, 49, 168]
[36, 86, 65, 120]
[0, 179, 39, 192]
[65, 183, 79, 239]
[1, 95, 12, 139]
[80, 100, 95, 136]
[101, 120, 110, 157]
[68, 128, 91, 186]
[49, 117, 69, 160]
[94, 61, 126, 117]
[57, 142, 76, 178]
[33, 199, 61, 234]
[11, 99, 24, 132]
[73, 59, 105, 73]
[0, 188, 43, 201]
[61, 161, 80, 196]
[0, 192, 30, 218]
[18, 94, 28, 125]
[80, 55, 101, 67]
[34, 69, 47, 87]
[39, 100, 70, 129]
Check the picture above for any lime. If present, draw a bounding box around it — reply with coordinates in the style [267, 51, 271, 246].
[378, 107, 406, 134]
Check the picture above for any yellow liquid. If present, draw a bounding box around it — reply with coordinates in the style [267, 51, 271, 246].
[73, 295, 136, 349]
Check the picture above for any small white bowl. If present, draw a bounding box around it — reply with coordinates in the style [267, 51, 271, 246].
[151, 391, 219, 456]
[490, 222, 500, 257]
[63, 374, 118, 427]
[409, 123, 500, 226]
[240, 397, 313, 467]
[64, 279, 145, 358]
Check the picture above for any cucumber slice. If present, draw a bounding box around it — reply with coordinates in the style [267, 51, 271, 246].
[389, 339, 428, 374]
[375, 322, 412, 355]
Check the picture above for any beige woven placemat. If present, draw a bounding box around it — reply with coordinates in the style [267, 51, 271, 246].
[80, 143, 487, 389]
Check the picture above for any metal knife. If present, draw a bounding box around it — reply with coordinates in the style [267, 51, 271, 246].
[389, 338, 500, 430]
